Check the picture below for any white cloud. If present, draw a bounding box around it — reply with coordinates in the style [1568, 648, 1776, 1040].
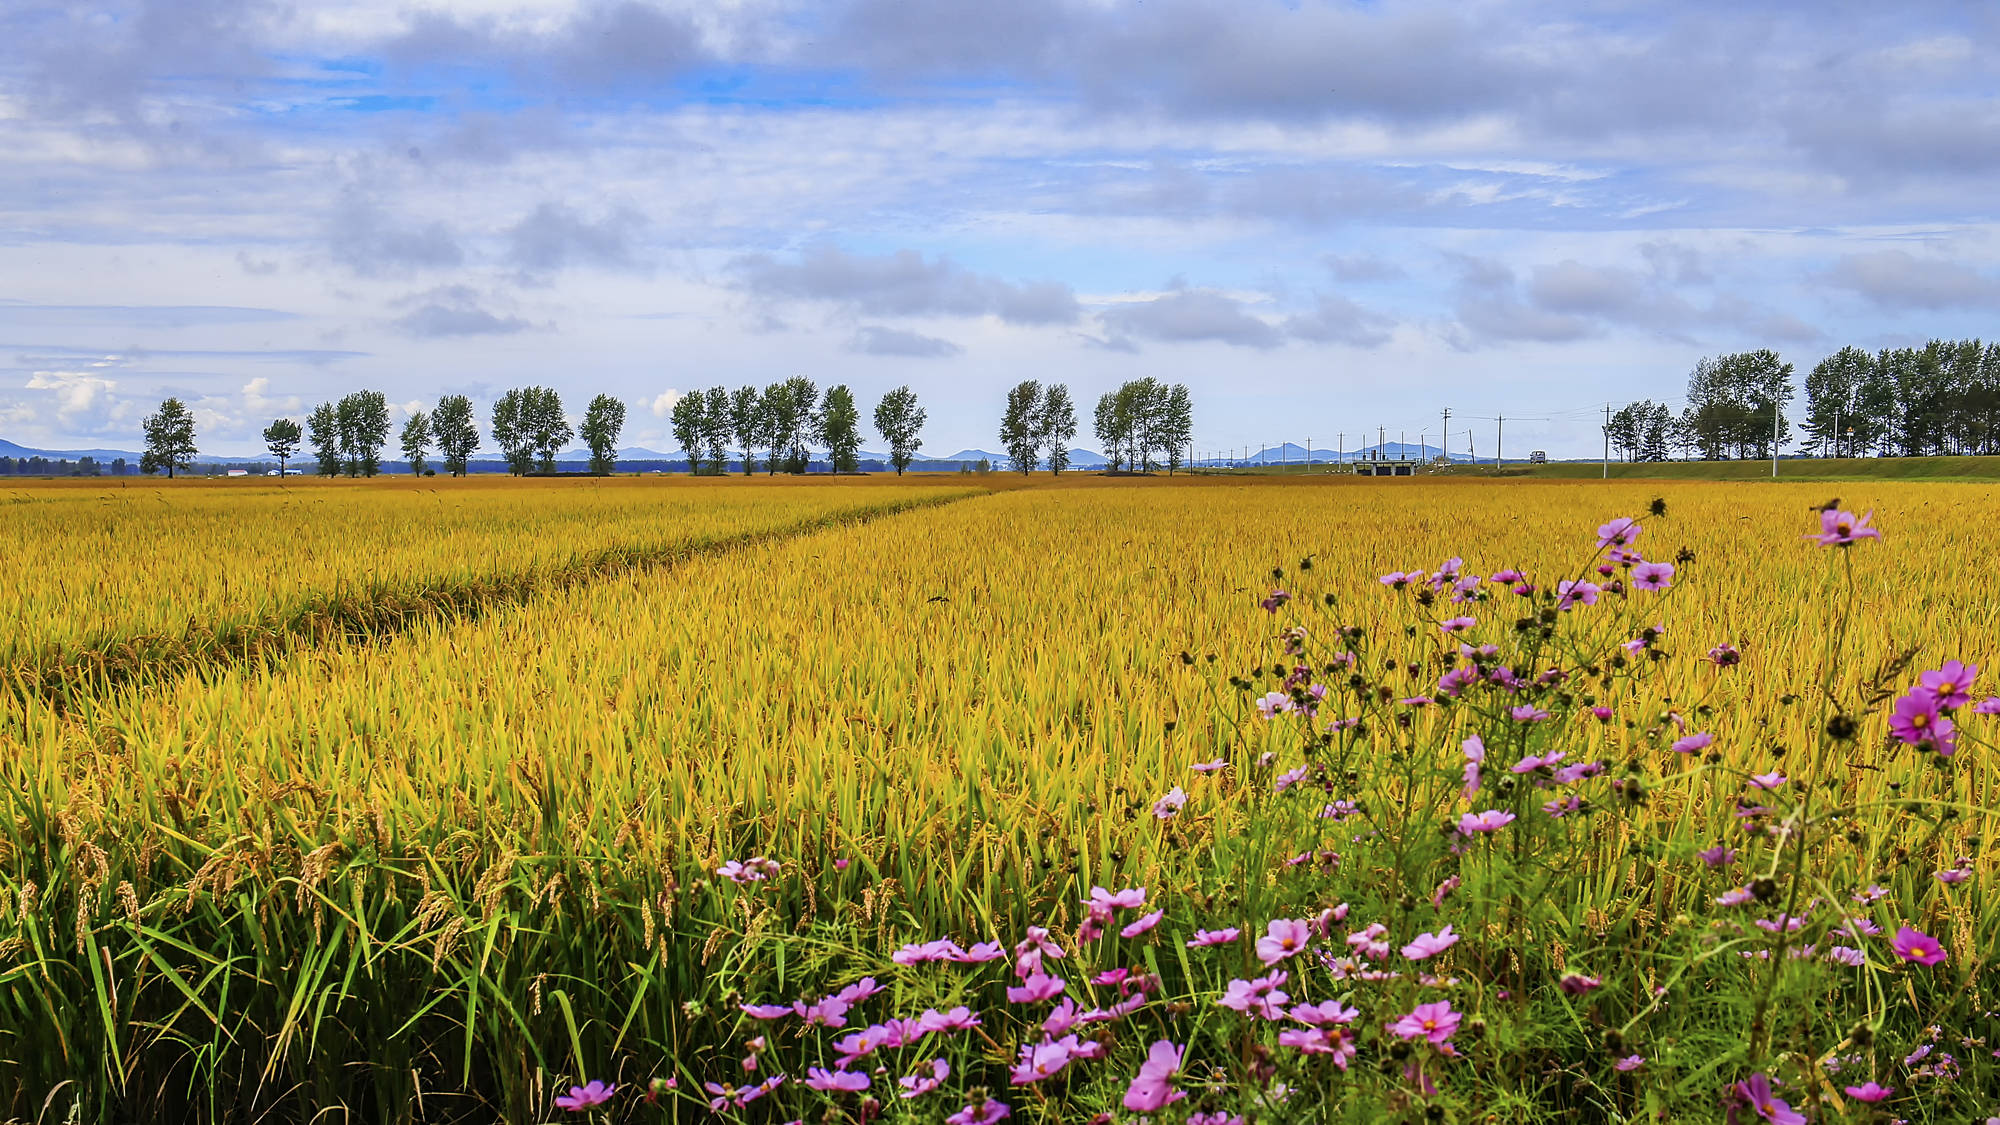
[650, 390, 686, 417]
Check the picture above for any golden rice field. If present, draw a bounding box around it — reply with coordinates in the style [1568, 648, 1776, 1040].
[1, 474, 1994, 1122]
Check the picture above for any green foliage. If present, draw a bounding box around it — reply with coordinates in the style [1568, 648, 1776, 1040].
[1093, 378, 1192, 472]
[261, 417, 301, 474]
[307, 402, 340, 476]
[492, 387, 570, 475]
[819, 384, 863, 474]
[580, 394, 626, 475]
[139, 398, 198, 478]
[334, 390, 392, 477]
[400, 409, 431, 475]
[1000, 379, 1042, 474]
[1040, 383, 1078, 474]
[431, 394, 480, 477]
[873, 385, 926, 475]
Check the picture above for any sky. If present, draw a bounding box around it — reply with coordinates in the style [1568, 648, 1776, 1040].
[3, 1, 1998, 459]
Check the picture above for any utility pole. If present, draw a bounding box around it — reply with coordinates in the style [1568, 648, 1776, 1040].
[1337, 432, 1344, 465]
[1440, 407, 1451, 465]
[1400, 430, 1406, 461]
[1495, 415, 1504, 470]
[1420, 430, 1427, 464]
[1467, 428, 1475, 462]
[1378, 425, 1386, 461]
[1603, 403, 1611, 480]
[1305, 436, 1311, 469]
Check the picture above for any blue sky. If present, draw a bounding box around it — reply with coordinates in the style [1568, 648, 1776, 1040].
[3, 0, 1997, 457]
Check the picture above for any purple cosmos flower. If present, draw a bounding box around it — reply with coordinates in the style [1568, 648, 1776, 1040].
[1441, 615, 1476, 633]
[1825, 946, 1866, 967]
[1891, 925, 1947, 965]
[1543, 795, 1582, 817]
[1510, 705, 1551, 723]
[1458, 809, 1517, 834]
[1121, 910, 1165, 938]
[1438, 666, 1479, 698]
[1388, 1001, 1461, 1045]
[1121, 1040, 1185, 1113]
[1808, 508, 1880, 546]
[1747, 771, 1786, 791]
[806, 1067, 870, 1093]
[1631, 561, 1674, 591]
[1733, 1073, 1805, 1125]
[1920, 661, 1978, 709]
[953, 941, 1005, 963]
[716, 857, 781, 884]
[1378, 571, 1420, 589]
[1697, 845, 1738, 868]
[1671, 731, 1712, 754]
[1614, 1055, 1645, 1072]
[1559, 973, 1601, 995]
[1597, 517, 1642, 547]
[1512, 751, 1566, 774]
[1006, 973, 1066, 1004]
[1191, 758, 1228, 773]
[1259, 589, 1290, 613]
[899, 1058, 949, 1099]
[1216, 970, 1290, 1019]
[1401, 925, 1460, 960]
[916, 1006, 981, 1034]
[1976, 696, 2000, 715]
[1255, 691, 1294, 719]
[1491, 567, 1525, 583]
[1290, 1000, 1360, 1026]
[555, 1080, 616, 1111]
[1187, 928, 1241, 948]
[1556, 579, 1601, 610]
[1151, 787, 1187, 819]
[1255, 918, 1314, 965]
[1890, 689, 1957, 755]
[1042, 998, 1081, 1036]
[1842, 1081, 1892, 1103]
[741, 1002, 792, 1020]
[1715, 886, 1755, 907]
[894, 939, 966, 965]
[945, 1098, 1011, 1125]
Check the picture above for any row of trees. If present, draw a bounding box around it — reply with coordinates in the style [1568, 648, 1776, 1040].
[998, 382, 1079, 474]
[1091, 378, 1195, 473]
[1801, 340, 2000, 458]
[667, 380, 927, 475]
[1605, 340, 2000, 463]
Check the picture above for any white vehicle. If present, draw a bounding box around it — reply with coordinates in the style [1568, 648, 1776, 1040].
[1528, 450, 1548, 464]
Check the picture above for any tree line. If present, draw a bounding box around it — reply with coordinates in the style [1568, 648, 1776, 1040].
[664, 379, 927, 475]
[131, 383, 933, 478]
[1604, 339, 2000, 463]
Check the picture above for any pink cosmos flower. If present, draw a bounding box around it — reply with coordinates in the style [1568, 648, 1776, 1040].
[1891, 925, 1947, 965]
[1510, 705, 1551, 723]
[716, 857, 781, 884]
[894, 939, 966, 965]
[1614, 1055, 1645, 1072]
[1255, 691, 1294, 719]
[1191, 758, 1228, 773]
[1041, 998, 1081, 1036]
[741, 1002, 792, 1020]
[1558, 973, 1601, 995]
[1733, 1073, 1805, 1125]
[945, 1098, 1011, 1125]
[1006, 973, 1066, 1004]
[1597, 517, 1641, 547]
[1273, 766, 1310, 793]
[1697, 845, 1737, 867]
[1807, 508, 1880, 547]
[1671, 731, 1712, 754]
[1388, 1001, 1461, 1045]
[1512, 751, 1566, 774]
[1401, 925, 1459, 960]
[1255, 918, 1314, 965]
[806, 1067, 870, 1092]
[1121, 1040, 1185, 1113]
[1630, 560, 1674, 591]
[1920, 661, 1978, 709]
[1259, 589, 1290, 613]
[1216, 970, 1290, 1019]
[1441, 616, 1476, 633]
[1975, 696, 2000, 715]
[1543, 795, 1582, 817]
[555, 1080, 616, 1111]
[1378, 571, 1420, 589]
[916, 1006, 981, 1034]
[1889, 689, 1957, 754]
[1458, 809, 1517, 834]
[1747, 771, 1786, 791]
[953, 941, 1005, 963]
[1290, 1000, 1360, 1026]
[1556, 580, 1601, 610]
[899, 1058, 949, 1099]
[1842, 1081, 1891, 1103]
[1122, 910, 1165, 938]
[1151, 787, 1187, 819]
[1187, 928, 1241, 948]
